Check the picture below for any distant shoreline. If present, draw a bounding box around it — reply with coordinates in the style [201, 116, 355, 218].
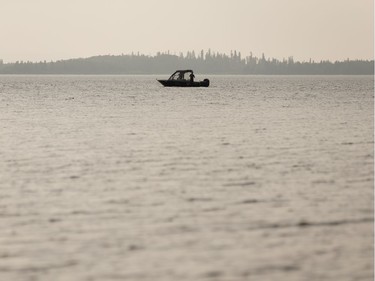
[0, 51, 373, 75]
[0, 74, 373, 76]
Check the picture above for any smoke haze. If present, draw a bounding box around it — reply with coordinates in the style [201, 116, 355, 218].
[0, 0, 373, 62]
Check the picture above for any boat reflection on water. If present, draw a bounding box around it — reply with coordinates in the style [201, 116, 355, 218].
[157, 70, 209, 87]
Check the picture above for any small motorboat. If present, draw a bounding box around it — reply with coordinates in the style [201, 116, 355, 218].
[157, 70, 209, 87]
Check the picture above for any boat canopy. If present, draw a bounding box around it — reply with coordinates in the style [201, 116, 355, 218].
[168, 70, 193, 80]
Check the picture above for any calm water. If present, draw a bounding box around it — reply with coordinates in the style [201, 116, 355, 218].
[0, 75, 373, 281]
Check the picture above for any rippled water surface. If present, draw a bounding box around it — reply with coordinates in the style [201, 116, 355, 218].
[0, 75, 373, 281]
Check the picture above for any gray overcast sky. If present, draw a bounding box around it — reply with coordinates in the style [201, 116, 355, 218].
[0, 0, 373, 62]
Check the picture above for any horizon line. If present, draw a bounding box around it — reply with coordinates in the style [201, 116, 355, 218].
[1, 50, 374, 64]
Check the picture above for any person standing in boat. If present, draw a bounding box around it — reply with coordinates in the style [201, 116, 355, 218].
[189, 72, 195, 82]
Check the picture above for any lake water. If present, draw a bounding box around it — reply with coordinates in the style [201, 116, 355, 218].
[0, 75, 373, 281]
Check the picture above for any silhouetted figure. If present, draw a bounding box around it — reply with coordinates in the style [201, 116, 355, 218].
[189, 72, 195, 82]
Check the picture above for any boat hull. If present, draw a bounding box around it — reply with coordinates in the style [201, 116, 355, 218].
[158, 79, 209, 87]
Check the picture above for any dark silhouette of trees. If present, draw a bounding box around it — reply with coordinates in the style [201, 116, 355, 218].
[0, 50, 373, 74]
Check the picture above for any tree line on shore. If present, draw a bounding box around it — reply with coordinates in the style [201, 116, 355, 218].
[0, 50, 373, 75]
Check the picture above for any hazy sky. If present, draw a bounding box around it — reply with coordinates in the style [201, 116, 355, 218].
[1, 0, 373, 62]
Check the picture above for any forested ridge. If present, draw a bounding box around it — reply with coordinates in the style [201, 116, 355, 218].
[0, 50, 373, 74]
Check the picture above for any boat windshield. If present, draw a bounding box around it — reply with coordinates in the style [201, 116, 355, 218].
[169, 71, 192, 80]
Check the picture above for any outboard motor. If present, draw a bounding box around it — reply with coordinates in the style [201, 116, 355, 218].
[203, 79, 210, 87]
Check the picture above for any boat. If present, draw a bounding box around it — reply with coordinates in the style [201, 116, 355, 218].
[157, 70, 209, 87]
